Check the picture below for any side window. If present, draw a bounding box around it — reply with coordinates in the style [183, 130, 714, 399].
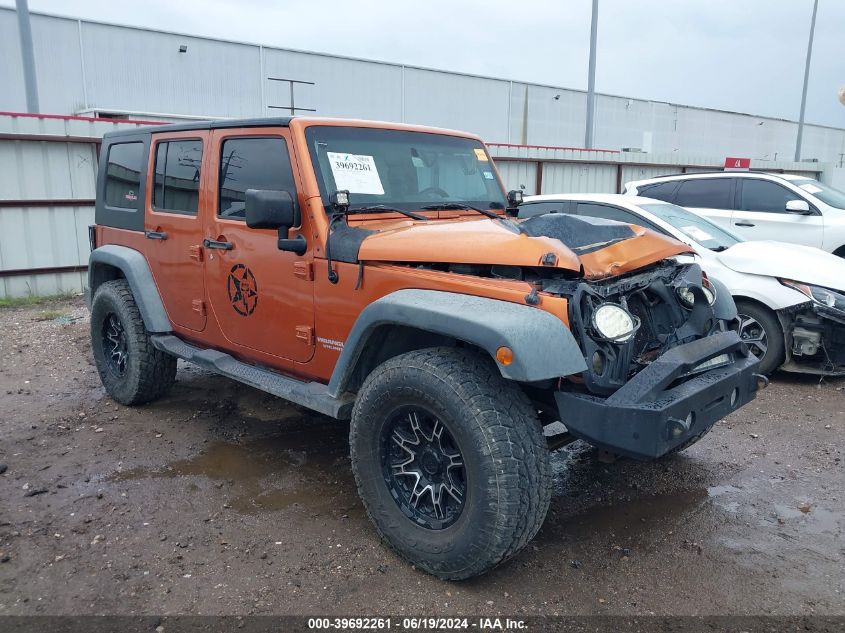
[153, 139, 203, 215]
[218, 137, 297, 220]
[576, 203, 659, 231]
[674, 178, 733, 209]
[639, 181, 679, 202]
[739, 179, 802, 213]
[518, 201, 570, 219]
[104, 142, 143, 210]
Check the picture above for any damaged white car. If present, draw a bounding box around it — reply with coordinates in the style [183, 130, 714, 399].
[520, 194, 845, 376]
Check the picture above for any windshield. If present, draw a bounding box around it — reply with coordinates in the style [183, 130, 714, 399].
[640, 203, 743, 251]
[790, 178, 845, 209]
[305, 126, 507, 213]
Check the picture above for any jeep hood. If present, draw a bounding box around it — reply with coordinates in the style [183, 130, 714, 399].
[717, 240, 845, 291]
[356, 214, 691, 279]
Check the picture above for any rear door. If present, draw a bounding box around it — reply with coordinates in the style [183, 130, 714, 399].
[202, 128, 315, 364]
[731, 178, 823, 247]
[672, 177, 735, 231]
[145, 131, 207, 332]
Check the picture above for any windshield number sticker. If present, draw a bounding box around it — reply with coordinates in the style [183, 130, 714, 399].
[326, 152, 385, 195]
[681, 225, 714, 242]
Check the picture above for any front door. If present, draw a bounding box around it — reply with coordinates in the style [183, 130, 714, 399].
[145, 132, 208, 332]
[730, 178, 824, 248]
[202, 129, 315, 364]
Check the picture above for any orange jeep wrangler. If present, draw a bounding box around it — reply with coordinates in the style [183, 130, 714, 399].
[88, 117, 761, 579]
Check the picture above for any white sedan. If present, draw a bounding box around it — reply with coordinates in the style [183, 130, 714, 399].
[520, 193, 845, 376]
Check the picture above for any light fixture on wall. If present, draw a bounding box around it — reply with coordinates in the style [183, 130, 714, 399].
[178, 44, 188, 53]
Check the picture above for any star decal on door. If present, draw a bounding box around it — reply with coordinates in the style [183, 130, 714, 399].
[227, 263, 258, 316]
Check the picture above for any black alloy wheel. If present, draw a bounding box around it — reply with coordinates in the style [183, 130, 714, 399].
[102, 312, 129, 377]
[382, 406, 466, 530]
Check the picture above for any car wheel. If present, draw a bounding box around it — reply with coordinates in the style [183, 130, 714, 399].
[90, 279, 177, 405]
[350, 347, 551, 580]
[735, 300, 785, 375]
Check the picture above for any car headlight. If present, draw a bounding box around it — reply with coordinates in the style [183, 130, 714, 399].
[676, 282, 716, 308]
[780, 279, 845, 312]
[592, 303, 639, 342]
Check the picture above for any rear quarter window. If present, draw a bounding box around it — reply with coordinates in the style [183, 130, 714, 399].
[638, 181, 679, 202]
[104, 142, 144, 210]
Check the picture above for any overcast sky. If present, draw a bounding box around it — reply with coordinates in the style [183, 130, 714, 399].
[6, 0, 844, 127]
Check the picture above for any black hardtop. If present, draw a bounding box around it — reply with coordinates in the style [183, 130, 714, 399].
[102, 116, 294, 140]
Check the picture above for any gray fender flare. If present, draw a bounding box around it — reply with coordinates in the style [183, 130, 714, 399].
[327, 289, 587, 397]
[88, 245, 172, 333]
[708, 277, 738, 321]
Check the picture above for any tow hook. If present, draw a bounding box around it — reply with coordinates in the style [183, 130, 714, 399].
[753, 373, 770, 390]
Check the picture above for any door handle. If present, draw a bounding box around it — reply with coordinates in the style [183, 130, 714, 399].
[203, 238, 233, 251]
[734, 221, 755, 227]
[145, 230, 168, 240]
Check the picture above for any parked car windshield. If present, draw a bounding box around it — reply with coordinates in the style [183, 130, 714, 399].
[305, 126, 507, 213]
[640, 202, 743, 251]
[790, 178, 845, 209]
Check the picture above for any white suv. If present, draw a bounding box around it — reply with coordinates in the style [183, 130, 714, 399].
[624, 172, 845, 256]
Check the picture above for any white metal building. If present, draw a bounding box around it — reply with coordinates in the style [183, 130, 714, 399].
[1, 6, 844, 163]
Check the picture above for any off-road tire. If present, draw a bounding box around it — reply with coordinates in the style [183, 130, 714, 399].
[90, 279, 176, 405]
[735, 299, 785, 375]
[350, 347, 551, 580]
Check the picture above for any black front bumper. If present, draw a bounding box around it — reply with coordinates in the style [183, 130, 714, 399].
[555, 331, 760, 460]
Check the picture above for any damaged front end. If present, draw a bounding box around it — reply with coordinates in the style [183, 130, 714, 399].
[778, 291, 845, 376]
[543, 260, 762, 460]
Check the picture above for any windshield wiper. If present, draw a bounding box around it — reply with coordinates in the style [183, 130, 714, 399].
[346, 205, 429, 221]
[421, 203, 525, 234]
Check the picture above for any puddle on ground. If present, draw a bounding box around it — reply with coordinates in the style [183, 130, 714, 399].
[111, 423, 357, 516]
[561, 488, 710, 542]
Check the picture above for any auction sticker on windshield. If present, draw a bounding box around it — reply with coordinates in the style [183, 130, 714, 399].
[681, 225, 714, 242]
[327, 152, 385, 195]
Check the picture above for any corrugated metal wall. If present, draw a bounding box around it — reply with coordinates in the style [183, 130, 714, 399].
[0, 114, 154, 298]
[488, 144, 821, 195]
[1, 7, 844, 163]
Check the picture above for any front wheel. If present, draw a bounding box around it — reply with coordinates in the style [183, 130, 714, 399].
[735, 300, 785, 375]
[350, 348, 551, 580]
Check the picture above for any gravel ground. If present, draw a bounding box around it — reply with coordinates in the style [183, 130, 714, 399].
[0, 297, 843, 617]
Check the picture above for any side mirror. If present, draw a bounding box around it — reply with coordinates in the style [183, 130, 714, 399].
[245, 189, 297, 229]
[245, 189, 306, 254]
[785, 199, 811, 215]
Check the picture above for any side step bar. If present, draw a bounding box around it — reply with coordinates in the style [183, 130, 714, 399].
[151, 334, 354, 420]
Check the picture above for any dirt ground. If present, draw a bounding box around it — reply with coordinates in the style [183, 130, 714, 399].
[0, 297, 843, 617]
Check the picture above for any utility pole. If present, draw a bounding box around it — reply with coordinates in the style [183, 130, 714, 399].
[15, 0, 40, 113]
[795, 0, 819, 162]
[584, 0, 599, 148]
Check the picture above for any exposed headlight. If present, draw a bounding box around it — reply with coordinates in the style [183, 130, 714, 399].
[676, 283, 716, 308]
[780, 279, 845, 312]
[592, 303, 639, 342]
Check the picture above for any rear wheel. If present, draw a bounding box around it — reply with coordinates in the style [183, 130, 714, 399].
[735, 300, 785, 375]
[90, 279, 177, 405]
[350, 347, 551, 580]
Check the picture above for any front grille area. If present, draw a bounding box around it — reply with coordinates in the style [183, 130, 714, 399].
[565, 262, 719, 396]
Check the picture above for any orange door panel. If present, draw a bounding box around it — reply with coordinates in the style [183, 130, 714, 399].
[145, 132, 208, 332]
[203, 129, 315, 364]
